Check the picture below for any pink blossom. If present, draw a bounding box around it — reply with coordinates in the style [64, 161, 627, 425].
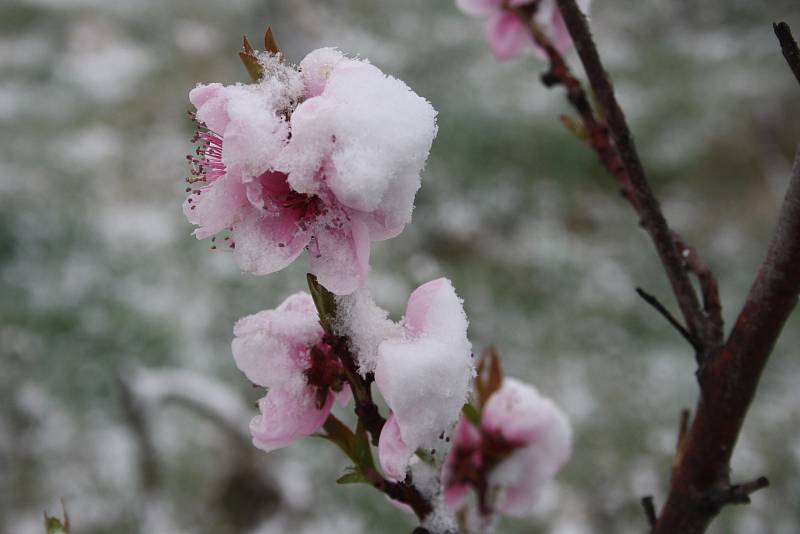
[442, 378, 572, 516]
[456, 0, 591, 60]
[373, 278, 474, 481]
[231, 292, 350, 452]
[186, 50, 437, 295]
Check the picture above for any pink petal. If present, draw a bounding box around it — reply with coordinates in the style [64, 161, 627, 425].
[184, 172, 247, 240]
[232, 209, 311, 276]
[189, 83, 230, 134]
[403, 277, 449, 335]
[443, 483, 470, 510]
[299, 47, 346, 98]
[485, 11, 530, 60]
[231, 293, 323, 388]
[276, 291, 319, 315]
[482, 378, 572, 517]
[455, 0, 502, 16]
[335, 384, 353, 407]
[308, 217, 370, 295]
[378, 414, 414, 481]
[250, 387, 334, 453]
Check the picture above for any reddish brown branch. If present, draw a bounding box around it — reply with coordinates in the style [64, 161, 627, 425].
[653, 147, 800, 533]
[512, 6, 633, 204]
[672, 233, 724, 350]
[546, 5, 800, 532]
[327, 333, 386, 446]
[553, 0, 708, 346]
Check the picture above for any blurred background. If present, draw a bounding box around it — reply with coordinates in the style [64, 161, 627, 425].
[2, 0, 800, 532]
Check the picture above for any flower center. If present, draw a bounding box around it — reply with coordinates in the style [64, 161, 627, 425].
[304, 341, 345, 409]
[186, 112, 226, 185]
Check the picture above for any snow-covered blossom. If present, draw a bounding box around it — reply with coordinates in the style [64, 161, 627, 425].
[231, 292, 350, 452]
[186, 49, 437, 294]
[456, 0, 591, 60]
[442, 378, 572, 516]
[368, 278, 474, 481]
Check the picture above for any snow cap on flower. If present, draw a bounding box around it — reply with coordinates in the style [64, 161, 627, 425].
[232, 292, 349, 452]
[456, 0, 591, 60]
[374, 278, 474, 481]
[281, 52, 438, 231]
[443, 377, 572, 516]
[185, 48, 437, 295]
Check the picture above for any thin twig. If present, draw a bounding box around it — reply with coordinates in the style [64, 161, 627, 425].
[671, 234, 724, 349]
[641, 495, 658, 529]
[553, 0, 707, 345]
[512, 6, 633, 203]
[635, 287, 701, 352]
[774, 22, 800, 87]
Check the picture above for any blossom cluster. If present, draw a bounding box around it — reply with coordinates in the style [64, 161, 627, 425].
[184, 16, 574, 528]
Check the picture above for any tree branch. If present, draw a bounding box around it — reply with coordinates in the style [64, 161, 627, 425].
[774, 22, 800, 87]
[553, 0, 708, 346]
[653, 146, 800, 533]
[545, 6, 800, 532]
[636, 287, 701, 352]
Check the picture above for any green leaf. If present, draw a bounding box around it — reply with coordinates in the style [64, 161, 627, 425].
[336, 467, 368, 485]
[43, 501, 70, 533]
[320, 415, 358, 463]
[307, 273, 338, 335]
[352, 421, 375, 469]
[43, 511, 69, 534]
[462, 403, 481, 426]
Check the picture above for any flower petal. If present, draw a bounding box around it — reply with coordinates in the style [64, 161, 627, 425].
[308, 217, 370, 295]
[378, 414, 415, 481]
[250, 387, 334, 453]
[403, 278, 469, 343]
[233, 209, 311, 275]
[299, 47, 346, 98]
[184, 172, 247, 240]
[375, 335, 472, 463]
[232, 293, 323, 389]
[485, 11, 530, 60]
[483, 378, 572, 516]
[190, 83, 230, 134]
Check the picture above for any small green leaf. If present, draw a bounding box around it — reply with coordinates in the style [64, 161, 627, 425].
[307, 273, 338, 335]
[352, 421, 375, 469]
[320, 415, 359, 463]
[336, 467, 368, 485]
[462, 403, 481, 426]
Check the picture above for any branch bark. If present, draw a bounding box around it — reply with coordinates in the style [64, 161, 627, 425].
[553, 0, 709, 347]
[653, 149, 800, 533]
[774, 22, 800, 87]
[547, 4, 800, 532]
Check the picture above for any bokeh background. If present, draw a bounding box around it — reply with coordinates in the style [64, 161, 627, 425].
[3, 0, 800, 532]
